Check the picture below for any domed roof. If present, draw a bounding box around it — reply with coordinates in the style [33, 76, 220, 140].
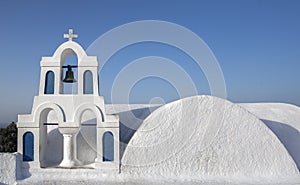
[121, 95, 298, 177]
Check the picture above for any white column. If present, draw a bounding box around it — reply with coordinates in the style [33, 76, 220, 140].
[59, 134, 76, 168]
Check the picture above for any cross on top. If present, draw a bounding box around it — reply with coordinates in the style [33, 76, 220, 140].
[64, 29, 78, 41]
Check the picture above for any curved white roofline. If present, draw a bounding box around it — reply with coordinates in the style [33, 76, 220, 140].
[53, 41, 87, 62]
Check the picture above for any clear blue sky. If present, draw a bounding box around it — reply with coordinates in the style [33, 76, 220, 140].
[0, 0, 300, 125]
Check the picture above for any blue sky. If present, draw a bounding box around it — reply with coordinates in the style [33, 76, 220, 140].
[0, 0, 300, 125]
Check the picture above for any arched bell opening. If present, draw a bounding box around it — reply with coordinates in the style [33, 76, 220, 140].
[39, 108, 63, 168]
[60, 49, 78, 94]
[77, 109, 97, 166]
[83, 70, 93, 94]
[44, 71, 55, 94]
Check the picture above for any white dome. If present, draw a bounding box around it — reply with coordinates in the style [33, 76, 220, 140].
[121, 95, 298, 177]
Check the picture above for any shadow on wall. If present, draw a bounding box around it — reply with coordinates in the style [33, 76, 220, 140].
[16, 153, 31, 181]
[262, 119, 300, 170]
[77, 121, 97, 165]
[45, 128, 63, 167]
[119, 106, 160, 160]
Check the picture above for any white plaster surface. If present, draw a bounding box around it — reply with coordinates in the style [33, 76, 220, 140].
[240, 103, 300, 130]
[240, 103, 300, 170]
[121, 96, 299, 177]
[0, 153, 18, 185]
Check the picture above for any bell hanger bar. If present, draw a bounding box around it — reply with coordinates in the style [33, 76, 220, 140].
[62, 65, 78, 68]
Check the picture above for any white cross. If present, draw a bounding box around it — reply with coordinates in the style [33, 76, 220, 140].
[64, 29, 78, 41]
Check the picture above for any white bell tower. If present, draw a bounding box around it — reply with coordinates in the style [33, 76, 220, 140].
[17, 29, 120, 172]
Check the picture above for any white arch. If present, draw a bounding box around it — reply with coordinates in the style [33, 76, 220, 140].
[34, 103, 65, 125]
[52, 41, 87, 65]
[74, 103, 105, 126]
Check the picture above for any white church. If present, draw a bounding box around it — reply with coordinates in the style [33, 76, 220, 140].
[6, 29, 299, 184]
[17, 29, 120, 171]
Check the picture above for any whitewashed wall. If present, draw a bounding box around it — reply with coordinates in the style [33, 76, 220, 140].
[0, 153, 18, 185]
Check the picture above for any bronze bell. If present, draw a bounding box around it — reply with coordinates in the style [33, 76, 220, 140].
[63, 65, 77, 83]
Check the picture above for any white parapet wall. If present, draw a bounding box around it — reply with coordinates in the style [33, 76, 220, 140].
[0, 152, 19, 185]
